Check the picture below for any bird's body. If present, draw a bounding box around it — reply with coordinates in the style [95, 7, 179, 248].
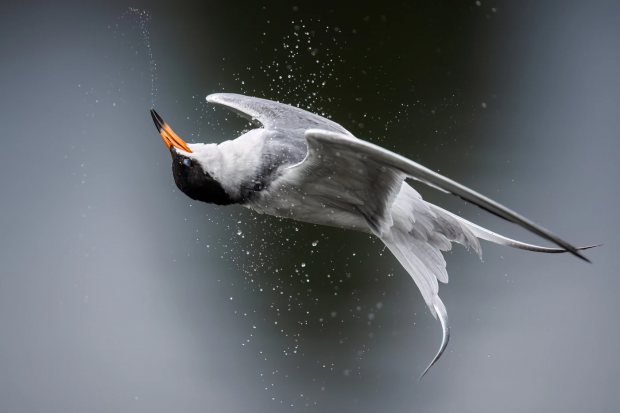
[151, 93, 595, 378]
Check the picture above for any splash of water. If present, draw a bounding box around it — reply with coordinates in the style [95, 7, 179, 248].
[119, 8, 158, 106]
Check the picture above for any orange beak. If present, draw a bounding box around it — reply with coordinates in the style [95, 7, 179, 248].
[150, 108, 192, 153]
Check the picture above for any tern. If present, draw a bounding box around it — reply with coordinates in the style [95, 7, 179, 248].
[150, 93, 595, 379]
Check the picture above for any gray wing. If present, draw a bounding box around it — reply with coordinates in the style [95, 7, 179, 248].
[298, 129, 590, 261]
[279, 132, 407, 237]
[207, 93, 353, 135]
[206, 93, 356, 191]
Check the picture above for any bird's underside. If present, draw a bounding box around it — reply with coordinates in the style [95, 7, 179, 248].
[155, 93, 597, 379]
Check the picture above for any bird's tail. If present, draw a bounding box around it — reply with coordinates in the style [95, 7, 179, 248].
[378, 183, 598, 379]
[381, 234, 450, 381]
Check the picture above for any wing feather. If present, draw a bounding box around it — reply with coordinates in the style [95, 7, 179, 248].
[302, 129, 588, 261]
[207, 93, 353, 135]
[283, 132, 407, 236]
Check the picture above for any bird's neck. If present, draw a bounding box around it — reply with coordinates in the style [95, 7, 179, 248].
[190, 129, 265, 200]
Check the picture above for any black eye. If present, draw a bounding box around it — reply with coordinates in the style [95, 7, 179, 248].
[183, 158, 191, 166]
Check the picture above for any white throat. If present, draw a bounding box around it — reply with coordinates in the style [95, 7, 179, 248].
[186, 129, 265, 199]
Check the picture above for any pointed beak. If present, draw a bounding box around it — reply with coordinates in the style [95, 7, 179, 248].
[150, 108, 192, 153]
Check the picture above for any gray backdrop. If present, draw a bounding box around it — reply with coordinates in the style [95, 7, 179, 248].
[0, 1, 618, 412]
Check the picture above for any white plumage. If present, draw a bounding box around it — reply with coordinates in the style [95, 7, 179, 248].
[152, 93, 595, 379]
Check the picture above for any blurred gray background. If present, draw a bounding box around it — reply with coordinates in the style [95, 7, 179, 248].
[0, 1, 618, 412]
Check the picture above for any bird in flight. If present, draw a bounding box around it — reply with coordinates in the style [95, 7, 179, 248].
[150, 93, 595, 379]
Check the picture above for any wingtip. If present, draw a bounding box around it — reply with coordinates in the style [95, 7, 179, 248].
[571, 244, 603, 263]
[559, 240, 599, 263]
[206, 93, 227, 103]
[418, 300, 450, 381]
[569, 248, 590, 263]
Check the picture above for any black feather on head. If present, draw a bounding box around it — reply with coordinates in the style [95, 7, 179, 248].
[170, 148, 235, 206]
